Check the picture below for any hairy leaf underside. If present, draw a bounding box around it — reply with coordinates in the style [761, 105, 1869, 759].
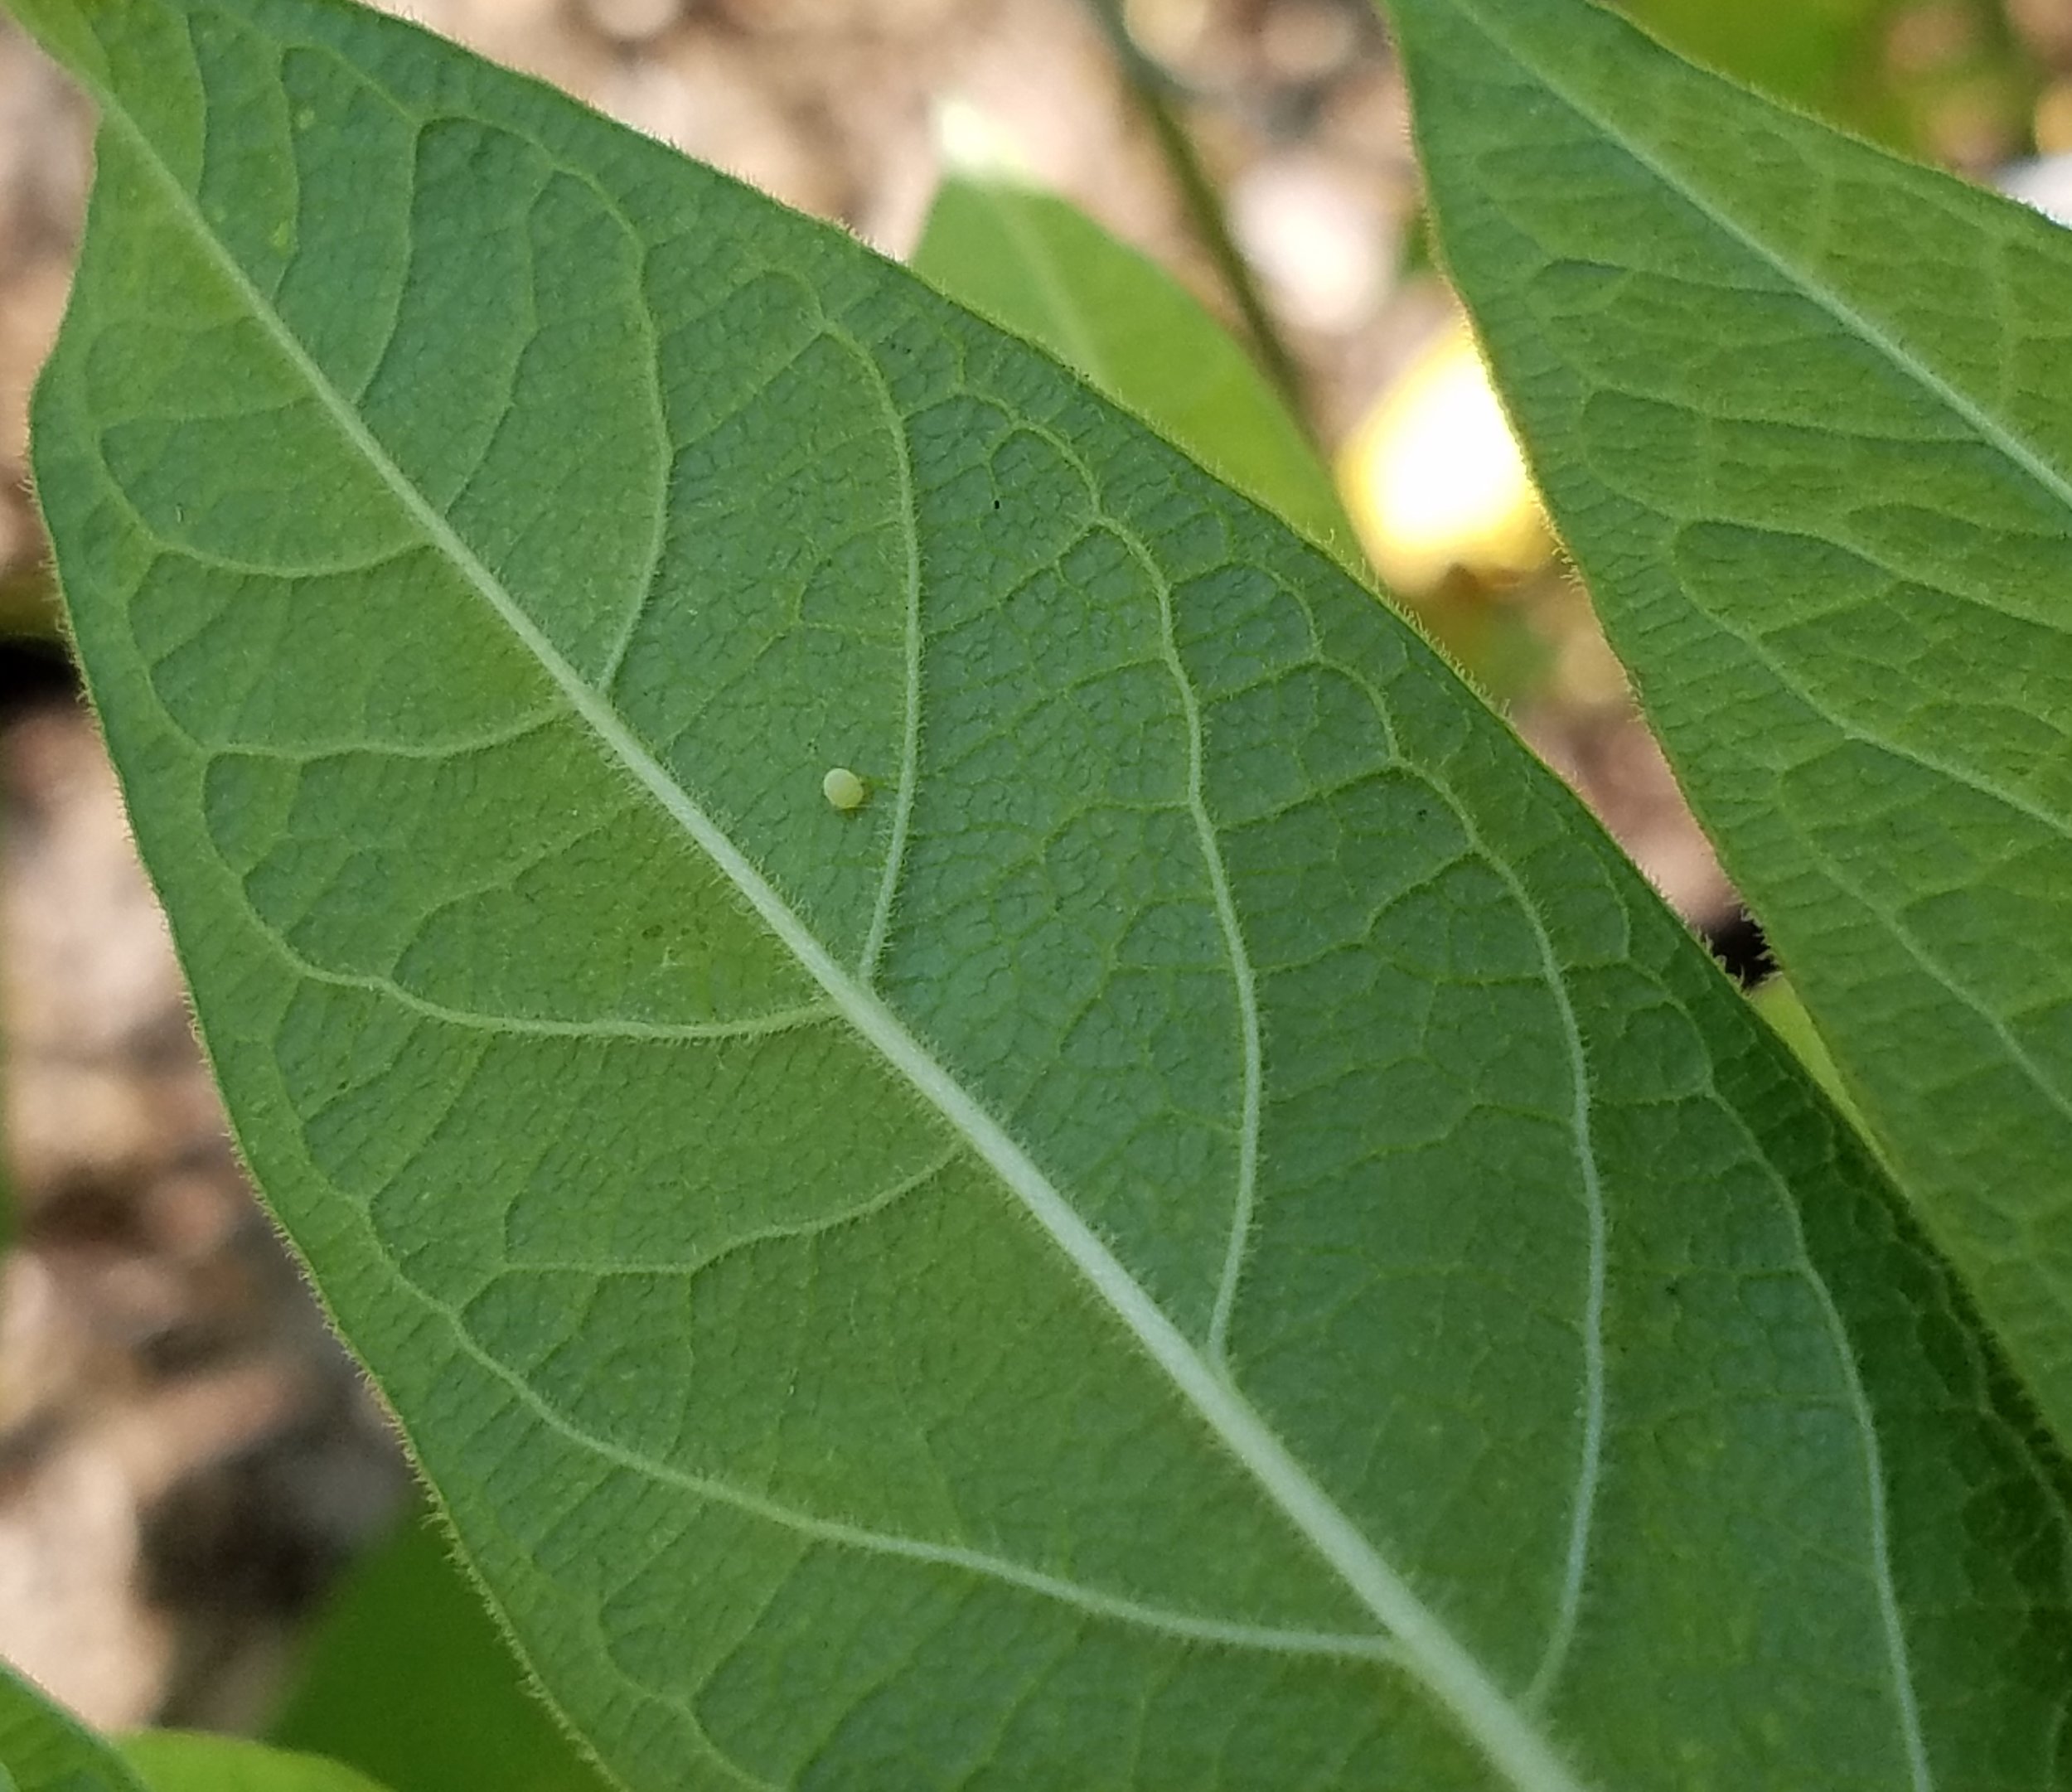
[1396, 0, 2072, 1451]
[16, 0, 2072, 1785]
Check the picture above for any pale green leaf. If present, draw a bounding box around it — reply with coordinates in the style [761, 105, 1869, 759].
[17, 0, 2072, 1785]
[119, 1734, 393, 1792]
[272, 1504, 612, 1792]
[0, 1662, 148, 1792]
[0, 1622, 389, 1792]
[912, 177, 1363, 573]
[1750, 974, 1866, 1131]
[1618, 0, 1913, 143]
[1391, 0, 2072, 1436]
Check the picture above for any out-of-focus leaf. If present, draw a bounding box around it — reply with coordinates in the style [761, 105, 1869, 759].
[913, 177, 1363, 571]
[119, 1734, 391, 1792]
[1618, 0, 2031, 157]
[271, 1509, 611, 1792]
[0, 567, 62, 642]
[1619, 0, 1903, 137]
[0, 1661, 148, 1792]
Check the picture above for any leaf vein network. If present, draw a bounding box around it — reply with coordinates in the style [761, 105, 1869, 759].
[105, 76, 1595, 1792]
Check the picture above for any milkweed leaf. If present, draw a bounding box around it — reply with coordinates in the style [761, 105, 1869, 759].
[913, 177, 1362, 574]
[1391, 0, 2072, 1447]
[0, 1663, 149, 1792]
[13, 0, 2072, 1784]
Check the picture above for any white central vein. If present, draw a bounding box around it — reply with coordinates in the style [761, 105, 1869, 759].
[425, 1271, 1403, 1664]
[111, 95, 1596, 1792]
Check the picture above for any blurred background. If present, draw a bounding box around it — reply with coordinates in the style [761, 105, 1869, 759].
[0, 0, 2065, 1782]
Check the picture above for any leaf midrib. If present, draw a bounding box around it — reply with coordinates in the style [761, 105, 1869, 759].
[92, 60, 1595, 1792]
[1441, 0, 2072, 528]
[409, 1237, 1407, 1665]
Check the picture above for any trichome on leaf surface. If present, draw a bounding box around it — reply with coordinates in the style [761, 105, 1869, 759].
[3, 0, 2070, 1786]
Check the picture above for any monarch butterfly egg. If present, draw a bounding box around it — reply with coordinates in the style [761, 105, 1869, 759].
[821, 767, 867, 812]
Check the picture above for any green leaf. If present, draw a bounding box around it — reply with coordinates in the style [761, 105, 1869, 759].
[271, 1505, 613, 1792]
[1750, 974, 1866, 1132]
[0, 1619, 390, 1792]
[1388, 0, 2072, 1445]
[1616, 0, 1908, 142]
[18, 0, 2072, 1784]
[912, 177, 1363, 574]
[119, 1735, 392, 1792]
[0, 1662, 150, 1792]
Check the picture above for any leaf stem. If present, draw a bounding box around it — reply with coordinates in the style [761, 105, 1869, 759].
[1082, 0, 1314, 431]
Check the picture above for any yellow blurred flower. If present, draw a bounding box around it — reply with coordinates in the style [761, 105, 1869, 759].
[1337, 321, 1551, 596]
